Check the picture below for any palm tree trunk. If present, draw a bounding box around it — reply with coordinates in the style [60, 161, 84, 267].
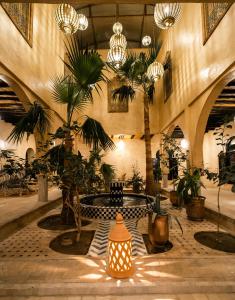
[144, 94, 155, 196]
[61, 131, 75, 225]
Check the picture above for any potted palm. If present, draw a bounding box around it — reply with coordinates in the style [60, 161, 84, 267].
[176, 168, 206, 221]
[109, 45, 162, 196]
[8, 37, 115, 227]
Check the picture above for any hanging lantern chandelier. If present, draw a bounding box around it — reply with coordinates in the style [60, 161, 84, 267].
[154, 3, 181, 30]
[77, 13, 88, 31]
[147, 61, 164, 82]
[113, 22, 123, 34]
[142, 35, 152, 47]
[55, 4, 79, 35]
[110, 33, 127, 49]
[107, 46, 126, 68]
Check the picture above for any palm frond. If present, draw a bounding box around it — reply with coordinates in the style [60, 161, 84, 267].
[112, 85, 135, 102]
[52, 76, 90, 125]
[64, 37, 108, 95]
[146, 84, 155, 103]
[79, 117, 115, 151]
[8, 101, 51, 144]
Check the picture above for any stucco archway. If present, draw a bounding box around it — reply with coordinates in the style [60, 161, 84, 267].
[192, 68, 235, 168]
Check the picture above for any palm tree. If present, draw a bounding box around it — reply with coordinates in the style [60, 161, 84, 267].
[8, 37, 115, 225]
[110, 45, 162, 195]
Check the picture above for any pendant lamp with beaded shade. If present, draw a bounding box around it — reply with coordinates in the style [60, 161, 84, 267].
[154, 3, 181, 30]
[55, 4, 79, 35]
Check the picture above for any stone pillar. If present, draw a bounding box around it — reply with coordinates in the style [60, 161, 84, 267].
[38, 174, 48, 202]
[162, 174, 168, 188]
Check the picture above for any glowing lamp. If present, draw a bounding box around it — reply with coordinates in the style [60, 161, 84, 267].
[142, 35, 152, 46]
[154, 3, 181, 30]
[55, 4, 79, 35]
[113, 22, 123, 34]
[77, 14, 88, 31]
[181, 138, 189, 150]
[146, 60, 164, 82]
[106, 213, 134, 278]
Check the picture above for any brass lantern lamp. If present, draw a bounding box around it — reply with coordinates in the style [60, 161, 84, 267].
[106, 213, 134, 279]
[55, 4, 79, 35]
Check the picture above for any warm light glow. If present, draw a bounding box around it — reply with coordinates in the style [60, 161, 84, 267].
[0, 140, 7, 150]
[55, 4, 79, 34]
[77, 14, 88, 30]
[154, 3, 181, 30]
[116, 140, 125, 151]
[113, 22, 123, 34]
[110, 33, 127, 49]
[142, 35, 152, 46]
[180, 138, 189, 150]
[107, 46, 126, 68]
[147, 61, 164, 82]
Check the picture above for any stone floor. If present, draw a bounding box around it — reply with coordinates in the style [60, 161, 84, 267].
[0, 199, 234, 298]
[0, 187, 62, 228]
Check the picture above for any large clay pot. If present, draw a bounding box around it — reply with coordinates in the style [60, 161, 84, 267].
[170, 191, 180, 207]
[152, 213, 169, 245]
[186, 196, 205, 221]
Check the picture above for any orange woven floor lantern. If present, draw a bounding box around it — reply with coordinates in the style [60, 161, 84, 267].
[106, 213, 135, 279]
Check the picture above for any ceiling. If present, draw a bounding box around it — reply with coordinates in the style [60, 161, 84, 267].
[74, 4, 160, 49]
[206, 79, 235, 132]
[0, 79, 26, 125]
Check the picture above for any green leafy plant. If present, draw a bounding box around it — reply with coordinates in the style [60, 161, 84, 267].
[109, 44, 162, 195]
[127, 165, 145, 193]
[7, 36, 115, 231]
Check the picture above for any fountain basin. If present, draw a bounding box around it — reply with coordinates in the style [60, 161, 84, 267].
[80, 193, 155, 220]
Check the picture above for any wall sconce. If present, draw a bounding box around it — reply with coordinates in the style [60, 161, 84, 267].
[116, 140, 125, 151]
[106, 213, 134, 278]
[180, 138, 189, 150]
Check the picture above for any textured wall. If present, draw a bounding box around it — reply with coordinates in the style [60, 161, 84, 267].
[0, 4, 65, 119]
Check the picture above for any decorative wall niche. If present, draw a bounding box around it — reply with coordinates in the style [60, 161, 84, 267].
[108, 77, 128, 113]
[202, 3, 232, 45]
[1, 3, 33, 46]
[163, 51, 172, 103]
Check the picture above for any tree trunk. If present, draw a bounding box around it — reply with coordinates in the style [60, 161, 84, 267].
[61, 131, 75, 225]
[144, 94, 155, 196]
[38, 174, 48, 202]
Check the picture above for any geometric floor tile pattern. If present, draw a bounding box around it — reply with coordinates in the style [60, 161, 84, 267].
[88, 219, 147, 257]
[0, 200, 234, 260]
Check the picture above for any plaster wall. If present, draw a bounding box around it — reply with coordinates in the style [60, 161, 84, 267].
[75, 135, 160, 179]
[0, 120, 36, 159]
[79, 49, 159, 136]
[156, 3, 235, 132]
[0, 4, 65, 119]
[203, 122, 235, 173]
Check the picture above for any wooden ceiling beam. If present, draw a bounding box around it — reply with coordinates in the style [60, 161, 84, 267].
[5, 0, 234, 3]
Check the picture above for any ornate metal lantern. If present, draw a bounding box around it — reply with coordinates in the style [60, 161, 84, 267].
[147, 61, 164, 82]
[107, 46, 126, 68]
[77, 13, 88, 31]
[142, 35, 152, 46]
[113, 22, 123, 34]
[154, 3, 181, 29]
[107, 213, 134, 278]
[55, 4, 79, 35]
[110, 33, 127, 49]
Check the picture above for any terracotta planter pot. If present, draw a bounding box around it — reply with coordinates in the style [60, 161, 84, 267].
[186, 196, 205, 221]
[170, 191, 181, 207]
[152, 213, 169, 245]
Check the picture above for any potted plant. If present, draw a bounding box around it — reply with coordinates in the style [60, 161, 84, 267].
[127, 165, 145, 193]
[176, 168, 206, 221]
[160, 133, 188, 207]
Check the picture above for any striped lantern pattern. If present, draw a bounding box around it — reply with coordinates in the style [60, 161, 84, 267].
[77, 13, 88, 31]
[154, 3, 181, 30]
[110, 33, 127, 49]
[107, 46, 126, 68]
[147, 61, 164, 82]
[55, 4, 79, 35]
